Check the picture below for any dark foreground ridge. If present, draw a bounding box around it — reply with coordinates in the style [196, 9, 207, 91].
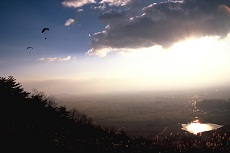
[0, 76, 230, 153]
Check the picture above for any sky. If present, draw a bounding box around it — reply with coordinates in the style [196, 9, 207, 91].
[1, 0, 230, 95]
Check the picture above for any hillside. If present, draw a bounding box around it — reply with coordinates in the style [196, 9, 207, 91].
[0, 76, 229, 152]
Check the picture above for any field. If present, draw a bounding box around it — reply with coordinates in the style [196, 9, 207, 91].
[56, 86, 230, 139]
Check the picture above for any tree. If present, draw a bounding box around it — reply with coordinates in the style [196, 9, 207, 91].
[0, 76, 31, 126]
[0, 76, 30, 99]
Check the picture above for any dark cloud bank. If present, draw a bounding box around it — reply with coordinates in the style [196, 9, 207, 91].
[88, 0, 230, 56]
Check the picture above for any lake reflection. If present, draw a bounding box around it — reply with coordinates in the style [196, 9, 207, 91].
[181, 119, 223, 135]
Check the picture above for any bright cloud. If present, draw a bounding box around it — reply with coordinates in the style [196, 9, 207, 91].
[87, 47, 112, 57]
[65, 18, 75, 26]
[93, 4, 106, 11]
[77, 8, 84, 13]
[38, 56, 76, 62]
[62, 0, 131, 8]
[62, 0, 96, 8]
[100, 0, 131, 6]
[88, 0, 230, 56]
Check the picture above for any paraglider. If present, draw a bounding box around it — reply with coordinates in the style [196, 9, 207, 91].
[42, 28, 49, 33]
[27, 47, 33, 53]
[42, 28, 49, 39]
[27, 47, 33, 49]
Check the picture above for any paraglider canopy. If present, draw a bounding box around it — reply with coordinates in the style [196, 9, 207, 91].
[42, 28, 49, 33]
[27, 47, 33, 49]
[42, 28, 49, 39]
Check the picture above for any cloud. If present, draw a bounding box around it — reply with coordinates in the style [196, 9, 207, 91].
[88, 0, 230, 56]
[65, 18, 75, 26]
[99, 9, 130, 25]
[62, 0, 96, 8]
[38, 56, 77, 62]
[100, 0, 131, 6]
[62, 0, 132, 8]
[77, 8, 84, 13]
[93, 4, 107, 11]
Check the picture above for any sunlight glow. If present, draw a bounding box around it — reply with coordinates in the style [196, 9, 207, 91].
[113, 36, 230, 89]
[184, 123, 212, 135]
[19, 35, 230, 94]
[181, 120, 223, 135]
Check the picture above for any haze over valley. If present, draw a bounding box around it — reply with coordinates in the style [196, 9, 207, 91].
[56, 85, 230, 138]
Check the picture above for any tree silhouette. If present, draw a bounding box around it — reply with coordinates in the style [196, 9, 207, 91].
[0, 76, 127, 152]
[0, 76, 30, 98]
